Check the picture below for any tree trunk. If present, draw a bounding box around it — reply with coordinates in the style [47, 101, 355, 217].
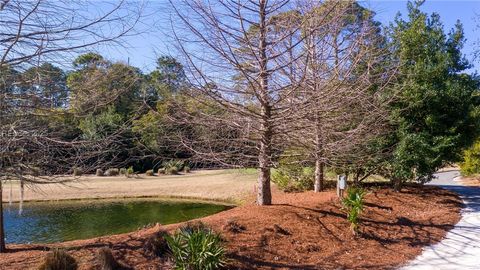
[256, 0, 272, 206]
[313, 107, 324, 192]
[314, 159, 324, 192]
[0, 180, 6, 252]
[353, 170, 360, 185]
[257, 145, 272, 205]
[393, 178, 403, 192]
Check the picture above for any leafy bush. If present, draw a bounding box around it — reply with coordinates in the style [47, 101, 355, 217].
[165, 223, 226, 270]
[96, 169, 104, 177]
[272, 165, 314, 192]
[38, 249, 77, 270]
[146, 169, 154, 176]
[96, 247, 122, 270]
[460, 140, 480, 176]
[72, 167, 82, 176]
[119, 168, 127, 175]
[144, 231, 170, 257]
[271, 149, 314, 192]
[342, 187, 366, 235]
[158, 168, 166, 175]
[105, 168, 119, 176]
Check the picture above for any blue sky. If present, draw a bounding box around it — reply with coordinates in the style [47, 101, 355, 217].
[103, 0, 480, 74]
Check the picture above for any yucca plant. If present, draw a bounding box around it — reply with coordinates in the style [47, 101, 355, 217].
[38, 249, 77, 270]
[165, 224, 226, 270]
[342, 187, 366, 235]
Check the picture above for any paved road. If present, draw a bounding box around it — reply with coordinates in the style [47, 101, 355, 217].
[401, 170, 480, 270]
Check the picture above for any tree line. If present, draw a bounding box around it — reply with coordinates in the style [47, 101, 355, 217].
[2, 0, 479, 201]
[1, 0, 479, 251]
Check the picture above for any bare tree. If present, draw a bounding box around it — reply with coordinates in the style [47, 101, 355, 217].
[167, 0, 343, 205]
[282, 1, 396, 192]
[301, 1, 391, 192]
[0, 0, 142, 252]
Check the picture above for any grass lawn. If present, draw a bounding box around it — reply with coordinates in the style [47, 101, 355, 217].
[1, 169, 258, 204]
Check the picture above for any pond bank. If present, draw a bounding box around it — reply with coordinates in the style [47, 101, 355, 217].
[1, 169, 257, 205]
[0, 185, 462, 270]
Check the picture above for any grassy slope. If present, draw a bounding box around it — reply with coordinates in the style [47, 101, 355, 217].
[1, 169, 258, 204]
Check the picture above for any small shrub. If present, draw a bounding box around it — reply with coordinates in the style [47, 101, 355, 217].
[96, 169, 104, 177]
[119, 168, 127, 175]
[272, 166, 314, 192]
[342, 187, 366, 235]
[145, 169, 154, 176]
[97, 247, 125, 270]
[105, 168, 119, 176]
[271, 149, 314, 192]
[31, 167, 42, 177]
[165, 167, 178, 175]
[184, 166, 191, 173]
[461, 140, 480, 176]
[38, 249, 77, 270]
[158, 168, 166, 175]
[163, 160, 184, 172]
[144, 231, 170, 257]
[72, 167, 82, 176]
[165, 223, 226, 270]
[126, 166, 134, 177]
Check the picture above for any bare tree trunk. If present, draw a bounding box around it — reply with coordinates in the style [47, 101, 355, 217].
[314, 113, 324, 192]
[256, 0, 272, 206]
[257, 138, 272, 205]
[0, 180, 6, 252]
[393, 178, 403, 192]
[314, 158, 324, 192]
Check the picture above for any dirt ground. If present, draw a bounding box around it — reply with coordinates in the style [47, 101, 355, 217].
[0, 184, 462, 270]
[1, 169, 257, 204]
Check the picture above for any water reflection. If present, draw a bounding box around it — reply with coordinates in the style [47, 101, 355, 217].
[3, 199, 230, 244]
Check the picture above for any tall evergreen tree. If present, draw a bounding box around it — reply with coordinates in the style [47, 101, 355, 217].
[385, 0, 480, 189]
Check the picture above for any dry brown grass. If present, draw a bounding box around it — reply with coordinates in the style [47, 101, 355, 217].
[1, 169, 257, 204]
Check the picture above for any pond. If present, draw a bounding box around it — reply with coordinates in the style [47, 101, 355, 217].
[3, 198, 231, 244]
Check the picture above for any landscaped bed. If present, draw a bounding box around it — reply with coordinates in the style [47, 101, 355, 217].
[0, 185, 462, 270]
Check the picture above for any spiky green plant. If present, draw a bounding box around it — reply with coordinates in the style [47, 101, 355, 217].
[38, 249, 77, 270]
[342, 187, 366, 235]
[165, 224, 226, 270]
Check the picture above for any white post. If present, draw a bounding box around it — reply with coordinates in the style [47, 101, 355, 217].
[337, 175, 346, 198]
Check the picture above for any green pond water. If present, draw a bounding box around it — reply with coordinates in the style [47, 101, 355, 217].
[3, 199, 231, 244]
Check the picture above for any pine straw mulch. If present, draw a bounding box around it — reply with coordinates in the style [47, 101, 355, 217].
[0, 184, 462, 270]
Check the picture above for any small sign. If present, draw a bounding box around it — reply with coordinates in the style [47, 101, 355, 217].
[337, 175, 347, 198]
[338, 176, 346, 190]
